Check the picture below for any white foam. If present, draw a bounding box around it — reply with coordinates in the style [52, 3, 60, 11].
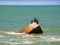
[5, 32, 25, 35]
[0, 31, 60, 42]
[22, 34, 40, 38]
[0, 35, 4, 38]
[40, 36, 60, 41]
[22, 40, 33, 44]
[3, 40, 33, 45]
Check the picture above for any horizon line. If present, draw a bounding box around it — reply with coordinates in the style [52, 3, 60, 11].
[0, 1, 60, 5]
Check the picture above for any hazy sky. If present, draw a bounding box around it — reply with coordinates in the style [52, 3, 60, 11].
[0, 0, 60, 5]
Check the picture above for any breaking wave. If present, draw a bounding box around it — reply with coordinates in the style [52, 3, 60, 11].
[0, 31, 60, 45]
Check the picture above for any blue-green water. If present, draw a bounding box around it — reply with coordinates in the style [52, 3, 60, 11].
[0, 5, 60, 45]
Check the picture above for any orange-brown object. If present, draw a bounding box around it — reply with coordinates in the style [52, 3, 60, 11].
[17, 18, 43, 34]
[18, 22, 39, 33]
[18, 25, 33, 33]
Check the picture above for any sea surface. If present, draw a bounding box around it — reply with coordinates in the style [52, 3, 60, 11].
[0, 5, 60, 45]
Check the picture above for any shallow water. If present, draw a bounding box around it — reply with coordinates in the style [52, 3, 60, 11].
[0, 5, 60, 45]
[0, 31, 60, 45]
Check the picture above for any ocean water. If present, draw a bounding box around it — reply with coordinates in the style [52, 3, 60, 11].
[0, 5, 60, 45]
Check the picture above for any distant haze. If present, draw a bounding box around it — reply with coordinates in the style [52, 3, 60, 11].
[0, 0, 60, 5]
